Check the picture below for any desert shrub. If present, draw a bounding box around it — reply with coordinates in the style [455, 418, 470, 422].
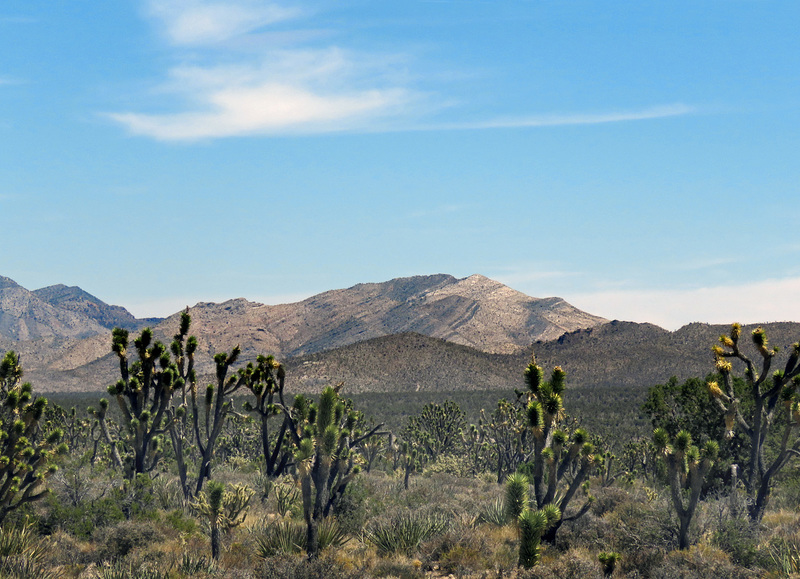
[371, 557, 425, 579]
[94, 519, 165, 561]
[517, 547, 603, 579]
[419, 524, 495, 576]
[591, 486, 633, 518]
[39, 530, 95, 568]
[165, 509, 196, 534]
[364, 511, 450, 556]
[650, 544, 757, 579]
[712, 518, 768, 568]
[422, 454, 472, 477]
[606, 492, 675, 552]
[40, 494, 126, 538]
[332, 476, 370, 536]
[256, 552, 365, 579]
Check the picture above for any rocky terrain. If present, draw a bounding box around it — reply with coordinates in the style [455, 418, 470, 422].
[4, 272, 799, 396]
[0, 273, 607, 391]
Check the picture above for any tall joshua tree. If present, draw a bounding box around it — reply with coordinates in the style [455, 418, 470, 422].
[653, 428, 718, 549]
[278, 383, 382, 557]
[0, 352, 67, 523]
[103, 325, 185, 477]
[708, 323, 800, 522]
[191, 344, 254, 494]
[243, 355, 294, 478]
[521, 355, 600, 543]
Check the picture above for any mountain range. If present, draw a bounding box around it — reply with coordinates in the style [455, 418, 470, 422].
[1, 273, 798, 395]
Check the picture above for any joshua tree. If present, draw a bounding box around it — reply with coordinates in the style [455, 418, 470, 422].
[102, 326, 184, 477]
[519, 355, 600, 542]
[278, 383, 382, 557]
[398, 440, 423, 490]
[708, 323, 800, 522]
[192, 481, 253, 560]
[481, 398, 530, 483]
[0, 351, 66, 524]
[505, 472, 529, 522]
[191, 344, 255, 494]
[403, 400, 466, 463]
[653, 428, 718, 549]
[243, 356, 294, 478]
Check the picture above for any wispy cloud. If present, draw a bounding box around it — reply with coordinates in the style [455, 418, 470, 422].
[145, 0, 299, 45]
[0, 76, 25, 86]
[107, 1, 417, 140]
[108, 2, 696, 141]
[415, 104, 695, 132]
[569, 277, 800, 331]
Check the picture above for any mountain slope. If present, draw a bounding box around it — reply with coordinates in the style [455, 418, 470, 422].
[0, 276, 107, 342]
[33, 284, 160, 331]
[155, 273, 608, 365]
[284, 321, 800, 396]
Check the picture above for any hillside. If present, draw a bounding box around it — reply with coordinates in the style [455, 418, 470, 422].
[151, 273, 607, 363]
[7, 272, 800, 398]
[283, 321, 800, 396]
[1, 272, 608, 392]
[33, 284, 161, 331]
[0, 276, 107, 342]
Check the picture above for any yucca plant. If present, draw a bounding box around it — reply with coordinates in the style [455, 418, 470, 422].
[768, 536, 800, 576]
[517, 504, 560, 569]
[317, 517, 350, 551]
[177, 552, 216, 575]
[255, 520, 306, 557]
[598, 551, 621, 577]
[504, 473, 529, 523]
[0, 518, 56, 579]
[95, 561, 170, 579]
[477, 497, 508, 526]
[0, 556, 62, 579]
[364, 512, 450, 556]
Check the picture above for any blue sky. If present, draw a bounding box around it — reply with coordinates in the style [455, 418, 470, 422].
[2, 1, 799, 330]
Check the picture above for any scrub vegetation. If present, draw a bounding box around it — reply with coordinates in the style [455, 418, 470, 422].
[3, 318, 800, 578]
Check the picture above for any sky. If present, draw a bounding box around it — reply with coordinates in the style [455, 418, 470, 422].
[2, 1, 799, 331]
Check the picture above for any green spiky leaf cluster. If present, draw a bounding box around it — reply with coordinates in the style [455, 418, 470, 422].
[0, 351, 65, 524]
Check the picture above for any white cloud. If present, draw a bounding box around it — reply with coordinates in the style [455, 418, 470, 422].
[146, 0, 299, 45]
[107, 2, 417, 140]
[568, 277, 800, 331]
[109, 81, 410, 140]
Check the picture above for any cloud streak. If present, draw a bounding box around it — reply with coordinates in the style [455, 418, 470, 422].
[414, 104, 695, 132]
